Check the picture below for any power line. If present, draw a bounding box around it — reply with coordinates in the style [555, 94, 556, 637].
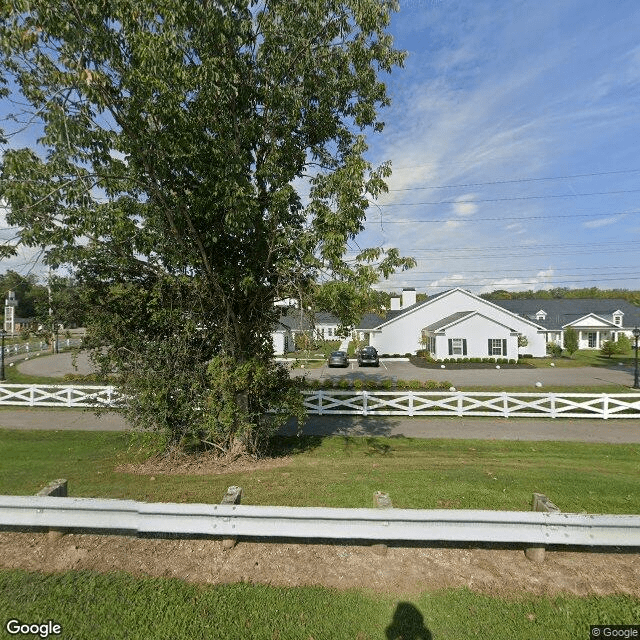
[376, 188, 640, 207]
[413, 276, 640, 288]
[347, 240, 639, 254]
[385, 168, 640, 192]
[367, 210, 638, 224]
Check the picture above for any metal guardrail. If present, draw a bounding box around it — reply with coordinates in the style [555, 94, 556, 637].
[1, 385, 640, 418]
[1, 495, 639, 546]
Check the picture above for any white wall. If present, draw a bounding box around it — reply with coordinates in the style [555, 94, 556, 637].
[369, 289, 546, 357]
[434, 314, 518, 360]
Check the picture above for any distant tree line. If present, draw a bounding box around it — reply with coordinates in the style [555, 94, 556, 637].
[0, 270, 88, 329]
[482, 287, 640, 305]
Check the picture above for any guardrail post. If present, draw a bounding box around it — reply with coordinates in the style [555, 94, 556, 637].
[36, 479, 68, 540]
[371, 491, 392, 555]
[525, 492, 560, 563]
[221, 486, 243, 550]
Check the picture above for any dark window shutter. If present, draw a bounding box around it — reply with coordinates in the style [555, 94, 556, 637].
[448, 339, 453, 355]
[502, 339, 507, 356]
[462, 339, 467, 356]
[488, 339, 492, 355]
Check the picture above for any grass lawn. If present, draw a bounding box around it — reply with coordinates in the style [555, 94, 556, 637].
[0, 570, 638, 640]
[1, 429, 639, 514]
[1, 431, 639, 638]
[527, 350, 636, 369]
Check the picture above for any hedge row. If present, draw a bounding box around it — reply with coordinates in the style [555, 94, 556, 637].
[301, 378, 453, 391]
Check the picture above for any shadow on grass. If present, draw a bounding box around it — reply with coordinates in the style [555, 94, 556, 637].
[386, 602, 432, 640]
[279, 414, 405, 439]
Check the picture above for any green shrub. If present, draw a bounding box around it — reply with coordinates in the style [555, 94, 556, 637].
[600, 340, 617, 358]
[546, 342, 563, 358]
[616, 333, 632, 354]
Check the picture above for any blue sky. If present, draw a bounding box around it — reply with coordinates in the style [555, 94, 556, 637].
[358, 0, 640, 294]
[2, 0, 640, 295]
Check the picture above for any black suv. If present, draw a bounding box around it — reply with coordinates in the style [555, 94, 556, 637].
[357, 346, 379, 367]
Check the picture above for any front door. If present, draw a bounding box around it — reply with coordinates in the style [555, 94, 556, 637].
[588, 332, 597, 348]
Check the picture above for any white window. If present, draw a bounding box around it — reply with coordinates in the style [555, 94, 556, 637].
[488, 338, 507, 356]
[613, 314, 622, 326]
[449, 338, 466, 356]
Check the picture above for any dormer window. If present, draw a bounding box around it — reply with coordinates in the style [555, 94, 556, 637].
[536, 309, 547, 322]
[613, 311, 623, 327]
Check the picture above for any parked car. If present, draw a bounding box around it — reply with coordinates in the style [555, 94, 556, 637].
[357, 346, 379, 367]
[328, 350, 349, 368]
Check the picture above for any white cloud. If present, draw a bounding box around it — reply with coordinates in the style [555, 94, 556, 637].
[583, 216, 624, 229]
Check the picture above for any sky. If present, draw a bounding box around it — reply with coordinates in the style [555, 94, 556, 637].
[2, 0, 640, 296]
[356, 0, 640, 294]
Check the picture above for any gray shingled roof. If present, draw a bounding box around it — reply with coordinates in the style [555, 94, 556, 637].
[493, 298, 640, 329]
[355, 290, 454, 330]
[423, 311, 475, 332]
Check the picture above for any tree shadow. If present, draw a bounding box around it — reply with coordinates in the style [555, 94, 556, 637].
[279, 414, 403, 438]
[386, 602, 432, 640]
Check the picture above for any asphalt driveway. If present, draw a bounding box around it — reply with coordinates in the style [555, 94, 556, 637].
[14, 350, 639, 388]
[292, 359, 636, 388]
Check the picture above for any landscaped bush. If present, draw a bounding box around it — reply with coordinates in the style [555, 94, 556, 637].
[546, 342, 563, 358]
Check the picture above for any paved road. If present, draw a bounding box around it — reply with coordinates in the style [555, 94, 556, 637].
[292, 360, 636, 388]
[5, 351, 640, 443]
[16, 351, 638, 387]
[1, 407, 640, 443]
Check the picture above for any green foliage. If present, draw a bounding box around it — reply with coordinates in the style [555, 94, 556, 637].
[600, 340, 617, 358]
[546, 342, 563, 358]
[203, 355, 305, 454]
[563, 327, 579, 355]
[0, 0, 412, 455]
[616, 332, 632, 354]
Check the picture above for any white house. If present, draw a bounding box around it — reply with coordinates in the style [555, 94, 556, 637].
[357, 288, 547, 360]
[493, 298, 640, 350]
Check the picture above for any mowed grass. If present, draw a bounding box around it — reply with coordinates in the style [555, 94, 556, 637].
[1, 429, 639, 513]
[0, 570, 638, 640]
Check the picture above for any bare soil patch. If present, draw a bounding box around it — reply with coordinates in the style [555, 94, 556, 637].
[116, 450, 293, 476]
[1, 532, 638, 597]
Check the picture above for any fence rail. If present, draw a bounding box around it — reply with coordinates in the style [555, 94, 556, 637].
[0, 384, 122, 407]
[302, 390, 640, 419]
[1, 495, 638, 546]
[1, 385, 640, 418]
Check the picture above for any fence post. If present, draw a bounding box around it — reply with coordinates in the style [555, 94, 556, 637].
[37, 479, 68, 540]
[221, 486, 243, 550]
[457, 391, 463, 416]
[603, 393, 609, 420]
[318, 390, 323, 416]
[550, 393, 556, 418]
[525, 493, 560, 562]
[363, 391, 368, 417]
[408, 392, 414, 417]
[30, 386, 35, 407]
[371, 491, 393, 555]
[502, 392, 509, 418]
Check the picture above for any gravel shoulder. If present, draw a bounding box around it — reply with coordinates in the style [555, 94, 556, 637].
[1, 532, 638, 598]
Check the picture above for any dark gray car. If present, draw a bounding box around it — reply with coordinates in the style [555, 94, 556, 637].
[357, 346, 379, 367]
[328, 350, 349, 368]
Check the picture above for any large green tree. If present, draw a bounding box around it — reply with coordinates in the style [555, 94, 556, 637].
[0, 0, 413, 454]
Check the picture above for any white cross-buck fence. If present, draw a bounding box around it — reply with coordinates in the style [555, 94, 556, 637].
[302, 389, 640, 419]
[1, 385, 640, 418]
